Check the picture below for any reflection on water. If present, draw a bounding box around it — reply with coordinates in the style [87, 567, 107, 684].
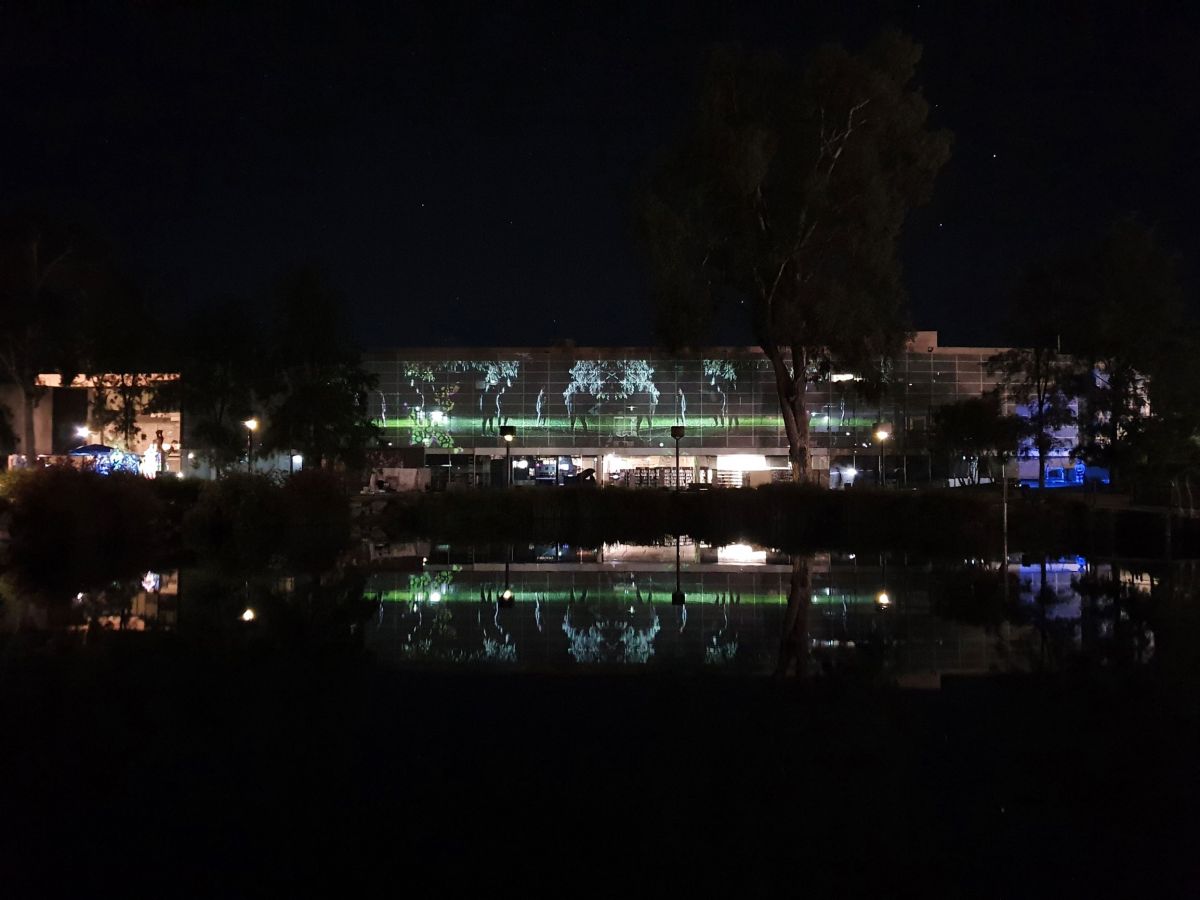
[1, 538, 1175, 683]
[360, 541, 1165, 680]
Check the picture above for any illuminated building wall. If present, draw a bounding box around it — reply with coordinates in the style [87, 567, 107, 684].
[363, 332, 1008, 458]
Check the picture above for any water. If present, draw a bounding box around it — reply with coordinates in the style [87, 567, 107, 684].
[358, 540, 1168, 680]
[5, 538, 1179, 684]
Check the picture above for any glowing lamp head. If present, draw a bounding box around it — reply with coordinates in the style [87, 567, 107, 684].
[876, 592, 891, 607]
[241, 607, 256, 622]
[845, 467, 858, 478]
[500, 589, 513, 601]
[243, 417, 259, 432]
[74, 425, 89, 439]
[875, 429, 890, 442]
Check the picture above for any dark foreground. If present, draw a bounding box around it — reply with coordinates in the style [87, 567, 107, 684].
[2, 643, 1197, 896]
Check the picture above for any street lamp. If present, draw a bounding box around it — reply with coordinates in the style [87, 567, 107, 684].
[873, 422, 891, 488]
[670, 425, 686, 491]
[243, 418, 259, 473]
[73, 424, 89, 448]
[499, 425, 516, 487]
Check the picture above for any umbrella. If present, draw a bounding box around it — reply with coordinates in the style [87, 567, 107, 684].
[69, 444, 117, 456]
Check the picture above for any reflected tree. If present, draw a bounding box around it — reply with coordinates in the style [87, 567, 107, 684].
[776, 557, 812, 677]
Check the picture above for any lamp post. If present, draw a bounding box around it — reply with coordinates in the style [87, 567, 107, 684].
[873, 422, 891, 488]
[670, 425, 686, 491]
[243, 418, 258, 473]
[499, 425, 516, 487]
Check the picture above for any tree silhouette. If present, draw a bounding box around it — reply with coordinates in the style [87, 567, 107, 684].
[639, 32, 950, 480]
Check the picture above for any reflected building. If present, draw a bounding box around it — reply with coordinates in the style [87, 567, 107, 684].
[361, 544, 1090, 679]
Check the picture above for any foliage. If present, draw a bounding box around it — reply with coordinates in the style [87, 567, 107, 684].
[999, 218, 1197, 492]
[1064, 219, 1195, 490]
[259, 268, 379, 468]
[988, 349, 1077, 490]
[182, 473, 287, 573]
[0, 214, 101, 456]
[88, 372, 160, 451]
[3, 466, 167, 592]
[280, 469, 352, 572]
[148, 300, 267, 473]
[638, 31, 951, 478]
[181, 470, 352, 575]
[931, 395, 1022, 484]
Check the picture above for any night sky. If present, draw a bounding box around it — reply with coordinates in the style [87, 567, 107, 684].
[3, 2, 1198, 349]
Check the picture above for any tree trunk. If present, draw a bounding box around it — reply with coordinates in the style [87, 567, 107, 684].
[20, 384, 36, 460]
[776, 556, 812, 677]
[765, 345, 810, 483]
[1037, 431, 1047, 491]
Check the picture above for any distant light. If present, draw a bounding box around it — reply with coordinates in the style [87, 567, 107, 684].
[845, 467, 858, 477]
[876, 592, 891, 607]
[291, 453, 303, 466]
[243, 418, 259, 432]
[429, 410, 445, 425]
[830, 373, 856, 383]
[241, 608, 256, 622]
[429, 591, 442, 603]
[717, 543, 767, 565]
[503, 433, 514, 442]
[875, 429, 890, 441]
[74, 425, 89, 439]
[719, 454, 769, 473]
[187, 452, 196, 460]
[176, 472, 184, 479]
[501, 589, 513, 601]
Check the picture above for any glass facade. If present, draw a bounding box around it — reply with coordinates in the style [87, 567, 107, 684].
[364, 338, 1006, 457]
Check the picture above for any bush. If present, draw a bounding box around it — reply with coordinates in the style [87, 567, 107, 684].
[182, 474, 286, 572]
[4, 466, 167, 592]
[280, 469, 351, 572]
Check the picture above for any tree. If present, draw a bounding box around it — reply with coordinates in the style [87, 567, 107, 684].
[0, 214, 95, 458]
[259, 268, 379, 469]
[988, 350, 1076, 490]
[639, 32, 951, 480]
[996, 218, 1195, 492]
[77, 272, 167, 452]
[1065, 219, 1192, 490]
[988, 259, 1080, 490]
[150, 300, 268, 474]
[931, 394, 1022, 485]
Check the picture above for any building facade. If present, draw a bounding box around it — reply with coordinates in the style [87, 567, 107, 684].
[365, 331, 1065, 488]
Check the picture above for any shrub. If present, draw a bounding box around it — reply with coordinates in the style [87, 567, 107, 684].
[182, 474, 286, 572]
[4, 466, 167, 592]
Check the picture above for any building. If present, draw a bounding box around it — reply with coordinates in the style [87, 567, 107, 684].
[365, 331, 1073, 488]
[4, 373, 185, 474]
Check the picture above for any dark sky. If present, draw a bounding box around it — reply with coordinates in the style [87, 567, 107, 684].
[3, 1, 1198, 348]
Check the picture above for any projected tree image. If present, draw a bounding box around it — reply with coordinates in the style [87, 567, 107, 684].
[365, 346, 1014, 456]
